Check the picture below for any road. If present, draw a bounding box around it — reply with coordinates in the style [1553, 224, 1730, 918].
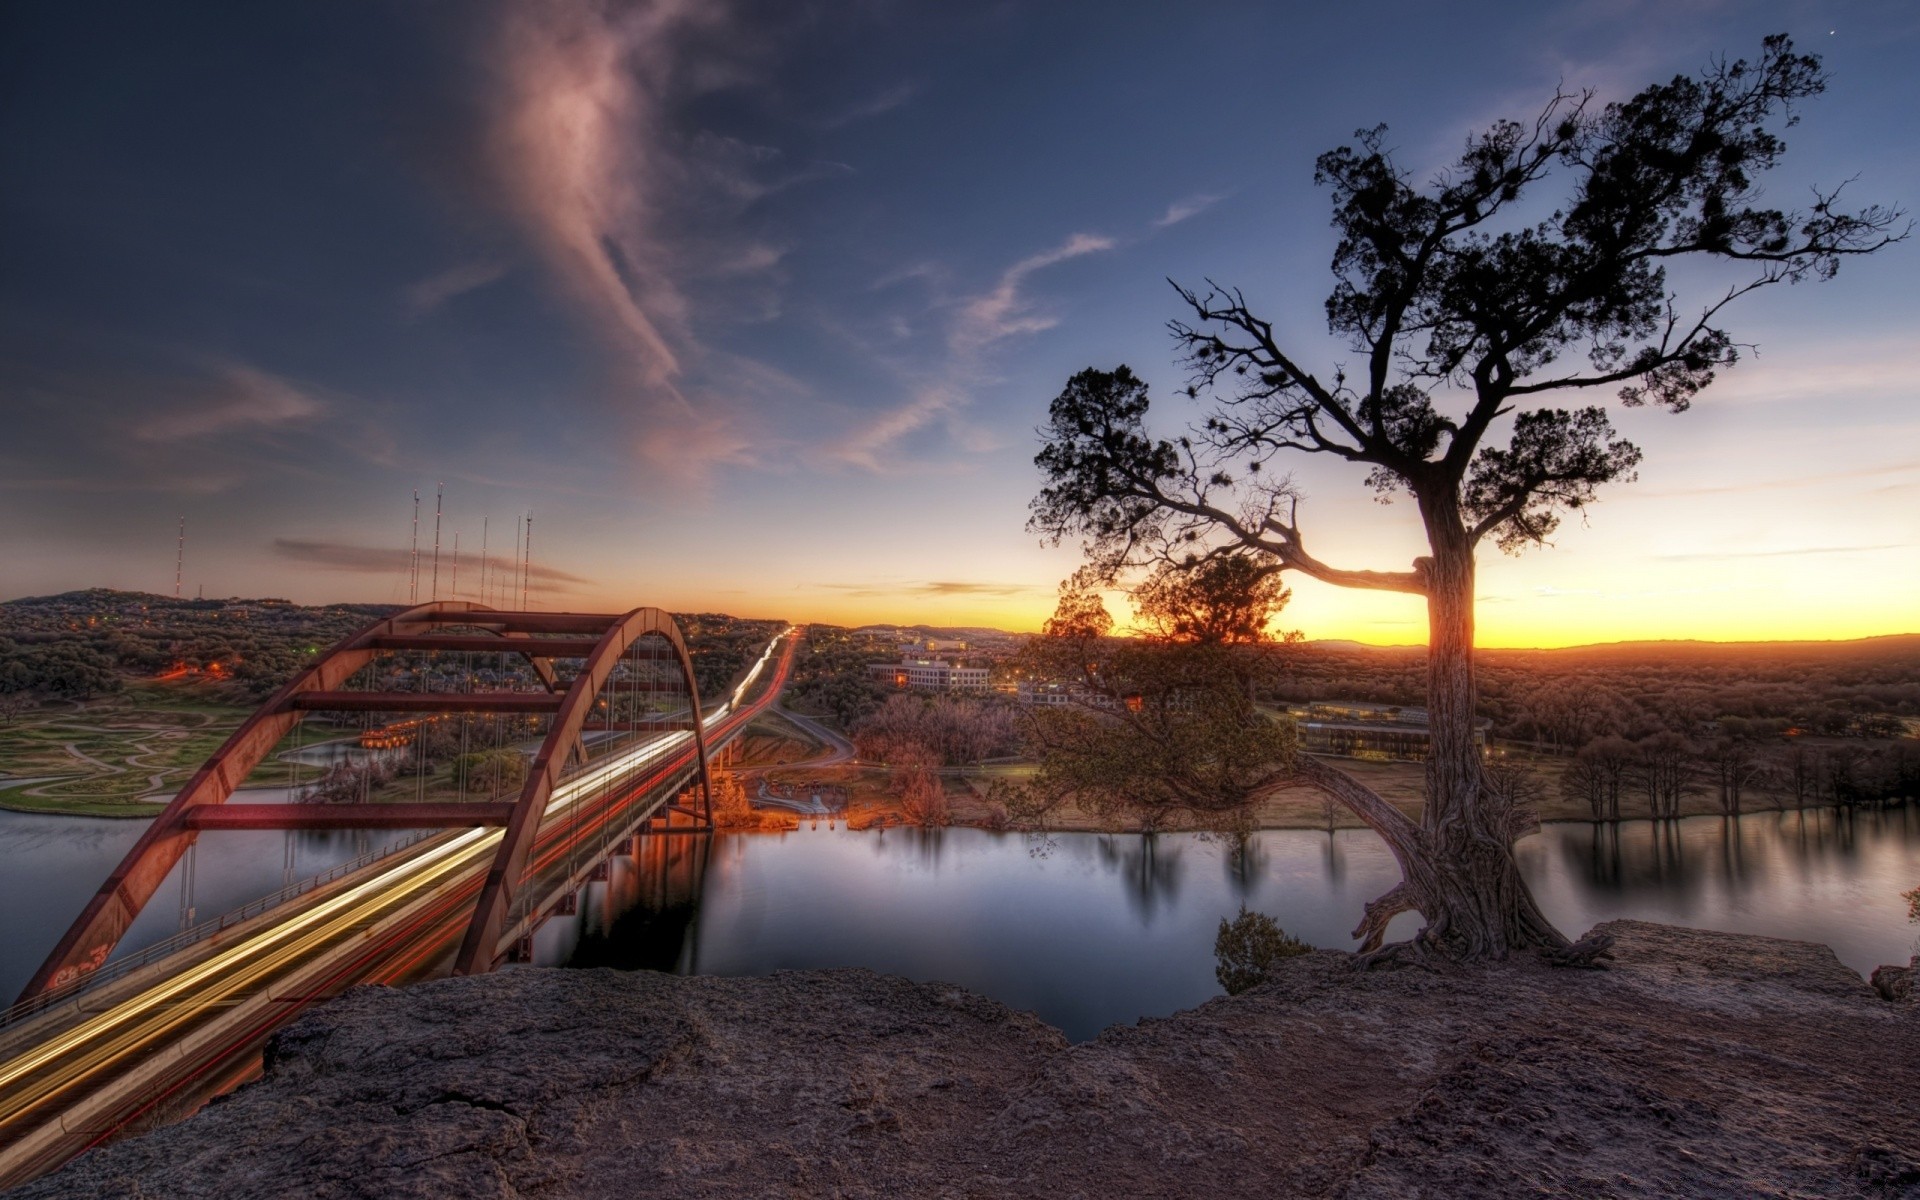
[0, 632, 798, 1188]
[773, 704, 857, 767]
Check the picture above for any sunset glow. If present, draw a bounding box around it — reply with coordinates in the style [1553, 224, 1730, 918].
[0, 3, 1913, 647]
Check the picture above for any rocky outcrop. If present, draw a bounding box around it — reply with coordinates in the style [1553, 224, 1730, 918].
[1871, 957, 1915, 1003]
[12, 921, 1919, 1199]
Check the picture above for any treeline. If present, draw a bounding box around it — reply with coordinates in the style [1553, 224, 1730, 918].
[847, 694, 1021, 827]
[1276, 637, 1920, 750]
[0, 590, 785, 707]
[675, 613, 789, 703]
[1559, 734, 1920, 819]
[1, 590, 389, 701]
[851, 694, 1021, 767]
[785, 625, 894, 727]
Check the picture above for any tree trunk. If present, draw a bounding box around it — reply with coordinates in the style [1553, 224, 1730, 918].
[1404, 492, 1566, 959]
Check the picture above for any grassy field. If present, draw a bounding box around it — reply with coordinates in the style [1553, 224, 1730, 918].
[0, 680, 343, 817]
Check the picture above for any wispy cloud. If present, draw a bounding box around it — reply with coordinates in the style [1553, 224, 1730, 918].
[833, 385, 960, 472]
[826, 232, 1115, 472]
[133, 362, 324, 442]
[815, 580, 1042, 598]
[815, 81, 919, 129]
[477, 0, 832, 486]
[273, 538, 591, 585]
[1153, 192, 1226, 227]
[949, 232, 1116, 356]
[1636, 460, 1920, 499]
[403, 261, 509, 317]
[1653, 543, 1906, 563]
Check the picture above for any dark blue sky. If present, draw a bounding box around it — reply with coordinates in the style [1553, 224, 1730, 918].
[3, 1, 1915, 640]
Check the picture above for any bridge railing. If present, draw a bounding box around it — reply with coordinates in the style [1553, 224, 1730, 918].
[0, 828, 443, 1032]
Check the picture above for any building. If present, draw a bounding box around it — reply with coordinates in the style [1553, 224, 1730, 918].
[1014, 680, 1114, 709]
[1287, 700, 1490, 762]
[869, 659, 991, 694]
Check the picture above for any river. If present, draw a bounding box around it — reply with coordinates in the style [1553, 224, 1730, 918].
[2, 805, 1914, 1038]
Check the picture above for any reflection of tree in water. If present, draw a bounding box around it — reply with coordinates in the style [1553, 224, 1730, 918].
[1585, 823, 1622, 888]
[1557, 818, 1704, 905]
[1098, 833, 1184, 922]
[1321, 830, 1345, 887]
[1220, 833, 1267, 900]
[567, 835, 711, 974]
[1715, 816, 1746, 885]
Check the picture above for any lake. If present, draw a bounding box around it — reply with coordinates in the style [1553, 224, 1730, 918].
[2, 804, 1914, 1038]
[545, 806, 1920, 1040]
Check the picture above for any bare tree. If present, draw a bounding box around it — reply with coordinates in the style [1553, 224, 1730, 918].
[1631, 732, 1697, 819]
[1702, 735, 1766, 815]
[1030, 37, 1902, 961]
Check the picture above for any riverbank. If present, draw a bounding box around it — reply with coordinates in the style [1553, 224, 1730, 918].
[0, 784, 163, 819]
[14, 919, 1916, 1198]
[780, 755, 1903, 835]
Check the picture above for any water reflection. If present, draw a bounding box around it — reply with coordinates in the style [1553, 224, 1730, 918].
[1097, 833, 1184, 922]
[1520, 806, 1919, 975]
[0, 804, 428, 1001]
[4, 802, 1912, 1040]
[549, 809, 1917, 1042]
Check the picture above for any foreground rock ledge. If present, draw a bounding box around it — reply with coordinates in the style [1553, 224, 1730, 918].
[13, 921, 1918, 1199]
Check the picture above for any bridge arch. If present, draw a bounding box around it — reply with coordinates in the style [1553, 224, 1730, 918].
[455, 605, 711, 975]
[19, 604, 713, 1003]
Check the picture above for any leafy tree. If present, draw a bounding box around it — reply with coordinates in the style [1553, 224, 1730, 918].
[1030, 37, 1902, 961]
[454, 748, 530, 800]
[706, 765, 754, 828]
[1008, 557, 1299, 832]
[1214, 906, 1311, 995]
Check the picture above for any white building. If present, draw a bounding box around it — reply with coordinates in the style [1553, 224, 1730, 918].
[869, 659, 991, 693]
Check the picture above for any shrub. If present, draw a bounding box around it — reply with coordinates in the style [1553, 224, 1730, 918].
[1214, 906, 1309, 995]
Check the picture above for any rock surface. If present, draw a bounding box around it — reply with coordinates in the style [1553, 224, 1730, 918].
[11, 921, 1919, 1199]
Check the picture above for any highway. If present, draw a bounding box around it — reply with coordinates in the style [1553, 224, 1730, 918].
[0, 630, 798, 1187]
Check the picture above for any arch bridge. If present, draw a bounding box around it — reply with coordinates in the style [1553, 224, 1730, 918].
[0, 604, 795, 1187]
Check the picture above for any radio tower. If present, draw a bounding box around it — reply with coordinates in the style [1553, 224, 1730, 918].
[408, 490, 420, 604]
[478, 517, 489, 609]
[430, 483, 444, 601]
[174, 518, 185, 598]
[521, 511, 533, 610]
[511, 514, 523, 611]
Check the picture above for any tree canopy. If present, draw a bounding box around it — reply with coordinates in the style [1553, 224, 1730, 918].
[1028, 36, 1904, 963]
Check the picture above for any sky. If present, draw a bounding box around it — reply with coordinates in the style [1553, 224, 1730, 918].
[1, 0, 1916, 646]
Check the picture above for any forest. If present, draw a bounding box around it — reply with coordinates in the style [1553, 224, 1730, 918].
[0, 590, 784, 708]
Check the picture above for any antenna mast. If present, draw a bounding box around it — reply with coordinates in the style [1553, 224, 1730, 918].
[511, 514, 523, 611]
[430, 483, 444, 602]
[174, 518, 185, 599]
[479, 517, 489, 610]
[521, 511, 532, 610]
[408, 489, 420, 604]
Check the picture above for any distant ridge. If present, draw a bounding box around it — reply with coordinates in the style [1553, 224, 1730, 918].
[1298, 633, 1920, 659]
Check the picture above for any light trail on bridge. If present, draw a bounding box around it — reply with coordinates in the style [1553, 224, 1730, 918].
[0, 628, 798, 1186]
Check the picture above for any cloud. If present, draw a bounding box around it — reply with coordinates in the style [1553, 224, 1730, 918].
[815, 580, 1042, 598]
[473, 0, 845, 486]
[485, 0, 697, 386]
[1652, 543, 1906, 563]
[823, 232, 1116, 472]
[403, 261, 509, 317]
[833, 385, 960, 472]
[1153, 192, 1225, 227]
[273, 538, 592, 585]
[1636, 460, 1920, 499]
[815, 81, 919, 129]
[949, 232, 1116, 356]
[133, 362, 325, 442]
